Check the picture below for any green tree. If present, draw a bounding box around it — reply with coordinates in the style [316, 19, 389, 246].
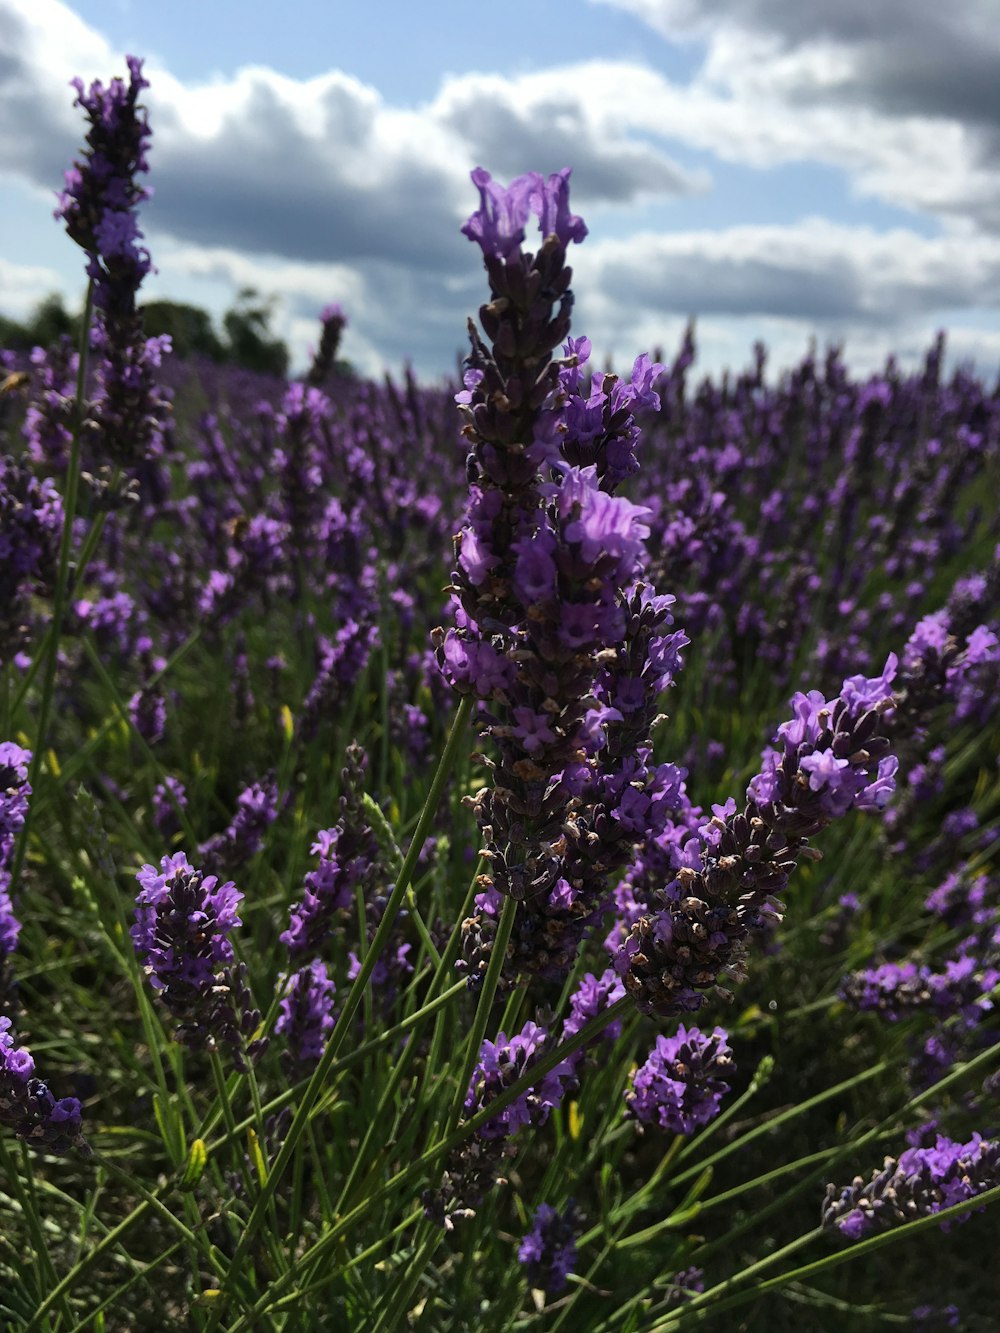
[140, 299, 226, 361]
[221, 288, 289, 377]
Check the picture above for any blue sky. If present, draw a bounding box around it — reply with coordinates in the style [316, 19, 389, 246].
[2, 0, 999, 380]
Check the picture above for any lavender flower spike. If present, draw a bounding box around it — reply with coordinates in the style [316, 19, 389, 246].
[518, 1201, 581, 1293]
[618, 662, 897, 1017]
[823, 1133, 1000, 1239]
[1, 1016, 87, 1155]
[56, 56, 170, 467]
[625, 1025, 734, 1134]
[132, 852, 264, 1070]
[275, 960, 336, 1067]
[0, 742, 33, 968]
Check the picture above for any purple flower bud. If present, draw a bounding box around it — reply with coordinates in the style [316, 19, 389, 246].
[518, 1201, 580, 1293]
[276, 961, 336, 1065]
[626, 1025, 733, 1134]
[1, 1016, 87, 1154]
[465, 1021, 575, 1139]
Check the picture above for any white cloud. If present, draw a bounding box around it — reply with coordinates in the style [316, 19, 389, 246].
[577, 219, 1000, 325]
[0, 256, 66, 318]
[591, 0, 1000, 230]
[2, 0, 1000, 380]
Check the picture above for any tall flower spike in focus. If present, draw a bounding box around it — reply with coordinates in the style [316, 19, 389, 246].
[56, 55, 171, 470]
[439, 168, 679, 990]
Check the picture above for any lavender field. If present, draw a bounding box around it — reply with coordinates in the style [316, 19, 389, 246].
[1, 57, 999, 1332]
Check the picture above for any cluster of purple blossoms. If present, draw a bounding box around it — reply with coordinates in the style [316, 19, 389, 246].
[21, 338, 78, 471]
[152, 774, 188, 841]
[305, 303, 348, 389]
[625, 1025, 734, 1135]
[664, 1267, 706, 1307]
[0, 454, 63, 660]
[275, 959, 336, 1067]
[518, 1201, 580, 1294]
[617, 661, 897, 1017]
[425, 1019, 575, 1228]
[1, 1016, 87, 1154]
[890, 559, 1000, 752]
[0, 743, 32, 992]
[465, 1020, 575, 1140]
[199, 778, 279, 875]
[282, 747, 381, 958]
[841, 859, 998, 1101]
[842, 946, 999, 1030]
[197, 513, 291, 627]
[299, 619, 379, 742]
[823, 1133, 1000, 1239]
[55, 56, 171, 469]
[561, 968, 626, 1049]
[438, 167, 686, 989]
[925, 866, 995, 931]
[132, 852, 264, 1071]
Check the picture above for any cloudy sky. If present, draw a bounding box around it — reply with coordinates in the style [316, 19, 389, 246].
[2, 0, 1000, 381]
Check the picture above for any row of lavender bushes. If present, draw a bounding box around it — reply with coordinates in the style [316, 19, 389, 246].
[1, 57, 998, 1331]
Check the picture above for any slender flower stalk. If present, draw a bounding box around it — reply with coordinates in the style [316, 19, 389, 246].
[55, 55, 171, 470]
[618, 661, 897, 1016]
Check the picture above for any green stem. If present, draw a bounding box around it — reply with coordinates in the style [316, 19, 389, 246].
[652, 1186, 1000, 1330]
[209, 693, 473, 1318]
[1, 1141, 75, 1329]
[228, 997, 632, 1328]
[7, 281, 94, 899]
[448, 895, 519, 1129]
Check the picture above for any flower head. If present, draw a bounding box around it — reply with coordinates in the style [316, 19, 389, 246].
[626, 1025, 733, 1134]
[518, 1201, 580, 1293]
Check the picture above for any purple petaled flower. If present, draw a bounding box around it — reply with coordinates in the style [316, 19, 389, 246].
[199, 779, 279, 874]
[665, 1267, 706, 1306]
[619, 662, 896, 1019]
[56, 56, 171, 466]
[0, 742, 32, 848]
[1, 1016, 87, 1154]
[518, 1201, 580, 1293]
[0, 874, 20, 961]
[129, 685, 166, 746]
[626, 1025, 734, 1134]
[152, 775, 188, 840]
[275, 960, 336, 1066]
[839, 961, 933, 1020]
[562, 969, 626, 1046]
[465, 1021, 575, 1139]
[462, 167, 586, 260]
[0, 742, 32, 960]
[1, 457, 62, 657]
[823, 1133, 1000, 1239]
[132, 852, 263, 1069]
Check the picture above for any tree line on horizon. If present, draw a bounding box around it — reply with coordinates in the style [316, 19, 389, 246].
[0, 287, 292, 377]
